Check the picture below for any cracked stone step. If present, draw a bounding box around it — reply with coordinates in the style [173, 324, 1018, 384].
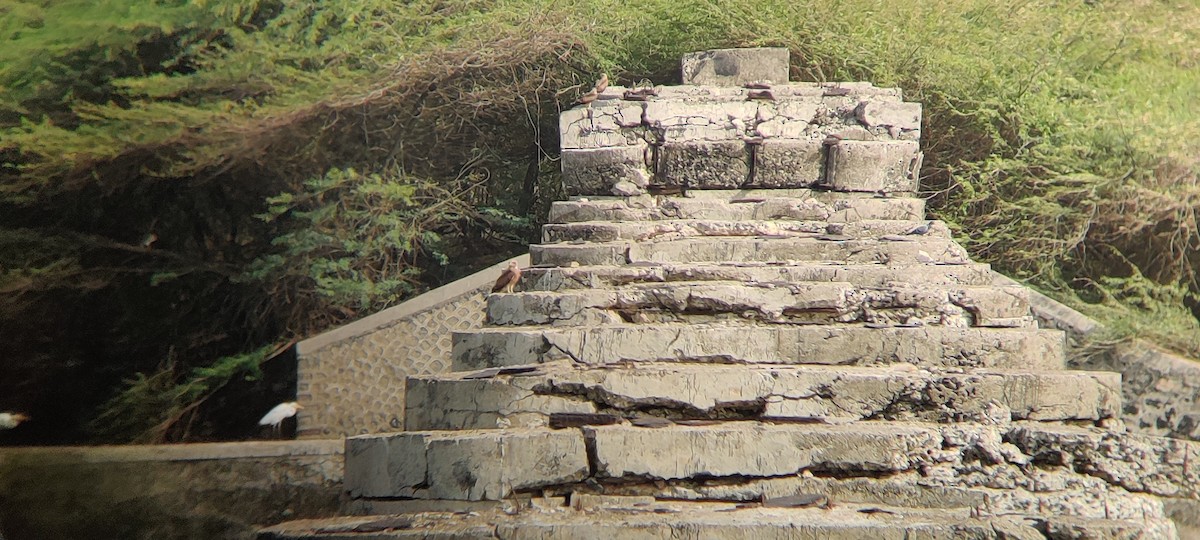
[548, 194, 925, 223]
[341, 481, 1168, 536]
[340, 421, 1184, 518]
[486, 281, 1033, 328]
[540, 219, 950, 243]
[258, 504, 1166, 540]
[450, 325, 1065, 371]
[404, 362, 1121, 431]
[522, 262, 997, 290]
[344, 428, 589, 500]
[530, 237, 971, 266]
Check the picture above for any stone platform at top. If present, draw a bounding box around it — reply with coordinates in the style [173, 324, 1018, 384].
[560, 47, 922, 196]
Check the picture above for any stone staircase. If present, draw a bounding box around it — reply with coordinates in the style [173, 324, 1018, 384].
[260, 49, 1195, 539]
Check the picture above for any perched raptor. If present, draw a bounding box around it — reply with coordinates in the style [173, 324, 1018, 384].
[493, 261, 522, 294]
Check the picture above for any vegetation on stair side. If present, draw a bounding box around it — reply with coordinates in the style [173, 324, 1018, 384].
[2, 0, 1198, 443]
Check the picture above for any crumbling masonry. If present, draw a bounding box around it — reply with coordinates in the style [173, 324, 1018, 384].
[262, 48, 1199, 539]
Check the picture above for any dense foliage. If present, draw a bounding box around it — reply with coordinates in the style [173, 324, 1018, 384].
[2, 0, 1198, 443]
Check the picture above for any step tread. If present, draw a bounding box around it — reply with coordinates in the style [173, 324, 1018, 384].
[259, 504, 1156, 539]
[451, 324, 1065, 371]
[487, 281, 1032, 328]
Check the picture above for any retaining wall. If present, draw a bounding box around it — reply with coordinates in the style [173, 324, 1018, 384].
[0, 440, 342, 540]
[295, 255, 530, 438]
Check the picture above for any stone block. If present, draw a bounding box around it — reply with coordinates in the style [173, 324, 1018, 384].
[344, 430, 589, 500]
[752, 139, 825, 188]
[643, 101, 758, 143]
[681, 47, 790, 86]
[405, 375, 597, 431]
[585, 423, 940, 479]
[825, 139, 921, 192]
[344, 433, 426, 498]
[856, 101, 922, 132]
[659, 141, 749, 188]
[561, 145, 652, 196]
[753, 101, 822, 139]
[560, 101, 647, 149]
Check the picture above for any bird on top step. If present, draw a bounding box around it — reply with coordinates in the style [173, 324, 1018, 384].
[572, 73, 609, 108]
[259, 401, 302, 437]
[0, 412, 29, 430]
[492, 261, 522, 295]
[905, 221, 935, 236]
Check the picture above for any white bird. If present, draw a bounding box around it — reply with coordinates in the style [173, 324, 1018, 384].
[915, 250, 936, 264]
[0, 412, 30, 430]
[259, 401, 302, 431]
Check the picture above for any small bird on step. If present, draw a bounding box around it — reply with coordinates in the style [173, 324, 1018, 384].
[0, 412, 30, 430]
[915, 250, 936, 264]
[572, 73, 609, 108]
[905, 221, 935, 235]
[594, 73, 609, 93]
[259, 402, 302, 436]
[492, 261, 522, 294]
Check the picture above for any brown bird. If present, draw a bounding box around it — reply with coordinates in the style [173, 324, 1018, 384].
[573, 89, 598, 108]
[746, 89, 775, 101]
[594, 73, 609, 93]
[492, 261, 522, 294]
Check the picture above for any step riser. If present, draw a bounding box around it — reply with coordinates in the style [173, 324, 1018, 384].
[541, 219, 949, 243]
[345, 429, 588, 500]
[486, 284, 1032, 328]
[341, 423, 1182, 513]
[548, 196, 925, 223]
[522, 263, 996, 290]
[451, 327, 1065, 371]
[404, 365, 1120, 431]
[530, 238, 971, 266]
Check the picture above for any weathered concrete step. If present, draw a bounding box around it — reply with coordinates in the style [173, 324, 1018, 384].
[342, 483, 1169, 536]
[530, 237, 970, 266]
[523, 262, 996, 290]
[561, 88, 921, 195]
[451, 325, 1064, 371]
[341, 422, 1192, 508]
[487, 281, 1032, 328]
[258, 504, 1165, 539]
[548, 193, 924, 223]
[541, 219, 949, 243]
[404, 362, 1120, 431]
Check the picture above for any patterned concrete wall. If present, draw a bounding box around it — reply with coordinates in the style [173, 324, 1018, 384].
[295, 255, 529, 438]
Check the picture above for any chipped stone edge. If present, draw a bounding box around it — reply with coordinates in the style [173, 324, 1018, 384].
[296, 254, 531, 356]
